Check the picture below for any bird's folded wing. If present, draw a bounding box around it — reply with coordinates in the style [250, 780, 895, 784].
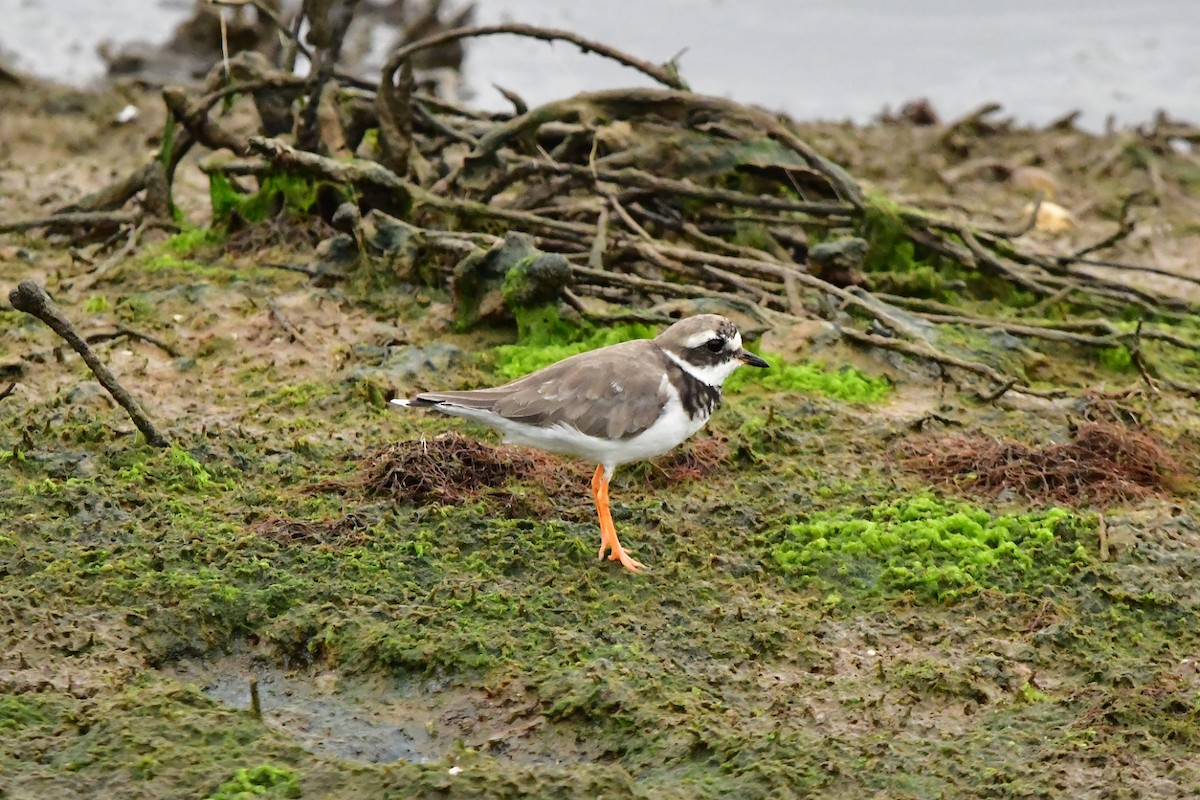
[494, 348, 669, 439]
[417, 341, 670, 440]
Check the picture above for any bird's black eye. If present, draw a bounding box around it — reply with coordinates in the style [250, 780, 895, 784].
[705, 338, 725, 353]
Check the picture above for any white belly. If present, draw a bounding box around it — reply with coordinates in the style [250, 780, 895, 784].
[437, 386, 711, 469]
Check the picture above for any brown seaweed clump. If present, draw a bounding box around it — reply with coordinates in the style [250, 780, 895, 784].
[348, 431, 584, 510]
[315, 430, 726, 514]
[894, 423, 1186, 506]
[250, 513, 372, 547]
[641, 435, 732, 487]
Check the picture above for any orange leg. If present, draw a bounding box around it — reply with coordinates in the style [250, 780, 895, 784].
[590, 464, 645, 573]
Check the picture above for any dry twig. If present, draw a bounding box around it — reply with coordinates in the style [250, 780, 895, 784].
[7, 281, 169, 447]
[13, 9, 1198, 403]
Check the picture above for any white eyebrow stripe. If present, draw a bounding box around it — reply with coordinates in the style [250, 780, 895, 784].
[683, 330, 720, 349]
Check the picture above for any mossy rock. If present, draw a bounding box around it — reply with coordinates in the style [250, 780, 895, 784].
[450, 232, 571, 329]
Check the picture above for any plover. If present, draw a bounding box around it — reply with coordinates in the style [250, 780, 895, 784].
[392, 314, 768, 572]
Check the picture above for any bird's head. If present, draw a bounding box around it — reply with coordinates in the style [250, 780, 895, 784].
[655, 314, 769, 387]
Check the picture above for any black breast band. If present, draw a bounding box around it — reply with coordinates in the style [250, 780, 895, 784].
[668, 368, 721, 420]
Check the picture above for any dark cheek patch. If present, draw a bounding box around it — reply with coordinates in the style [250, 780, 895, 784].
[687, 346, 730, 368]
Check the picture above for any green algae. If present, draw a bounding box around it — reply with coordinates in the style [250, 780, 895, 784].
[164, 226, 226, 257]
[4, 283, 1200, 798]
[499, 255, 537, 304]
[115, 295, 155, 323]
[490, 306, 655, 380]
[208, 764, 301, 800]
[0, 695, 49, 731]
[860, 194, 914, 271]
[136, 254, 240, 281]
[858, 193, 1049, 308]
[0, 673, 639, 798]
[117, 445, 221, 493]
[256, 381, 337, 409]
[725, 352, 891, 402]
[770, 495, 1090, 602]
[499, 252, 571, 310]
[1, 683, 312, 798]
[3, 403, 1199, 798]
[494, 307, 890, 402]
[209, 172, 330, 225]
[83, 295, 110, 314]
[450, 234, 571, 329]
[1098, 345, 1134, 372]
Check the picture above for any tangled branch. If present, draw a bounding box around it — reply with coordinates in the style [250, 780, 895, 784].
[6, 6, 1199, 401]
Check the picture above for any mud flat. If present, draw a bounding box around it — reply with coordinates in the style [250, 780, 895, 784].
[2, 18, 1200, 798]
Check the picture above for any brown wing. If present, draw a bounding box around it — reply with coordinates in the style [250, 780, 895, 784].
[413, 340, 670, 440]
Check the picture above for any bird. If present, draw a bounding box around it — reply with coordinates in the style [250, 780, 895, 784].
[391, 314, 769, 572]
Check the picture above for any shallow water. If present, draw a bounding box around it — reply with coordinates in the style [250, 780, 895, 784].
[1, 0, 1196, 128]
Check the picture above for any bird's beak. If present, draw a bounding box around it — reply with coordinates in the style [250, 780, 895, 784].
[737, 349, 769, 368]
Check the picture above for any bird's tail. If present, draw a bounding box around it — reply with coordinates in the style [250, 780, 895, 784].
[390, 397, 437, 408]
[391, 390, 502, 410]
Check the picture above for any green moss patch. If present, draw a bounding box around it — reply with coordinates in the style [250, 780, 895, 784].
[208, 764, 301, 800]
[770, 495, 1090, 602]
[726, 352, 890, 402]
[83, 295, 110, 313]
[0, 695, 52, 731]
[493, 308, 889, 402]
[164, 226, 226, 258]
[209, 172, 330, 225]
[1098, 345, 1134, 372]
[490, 307, 655, 381]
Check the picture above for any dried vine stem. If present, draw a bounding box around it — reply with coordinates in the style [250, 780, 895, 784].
[242, 136, 597, 239]
[377, 23, 691, 176]
[7, 281, 169, 447]
[0, 212, 141, 234]
[216, 122, 1200, 395]
[510, 157, 854, 217]
[85, 326, 182, 358]
[10, 8, 1198, 402]
[379, 23, 690, 97]
[838, 327, 1035, 397]
[46, 56, 279, 221]
[447, 88, 862, 205]
[297, 0, 362, 151]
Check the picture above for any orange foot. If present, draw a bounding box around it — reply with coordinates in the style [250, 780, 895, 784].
[591, 464, 646, 573]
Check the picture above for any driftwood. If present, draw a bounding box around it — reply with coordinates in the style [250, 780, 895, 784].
[8, 282, 170, 447]
[5, 10, 1199, 400]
